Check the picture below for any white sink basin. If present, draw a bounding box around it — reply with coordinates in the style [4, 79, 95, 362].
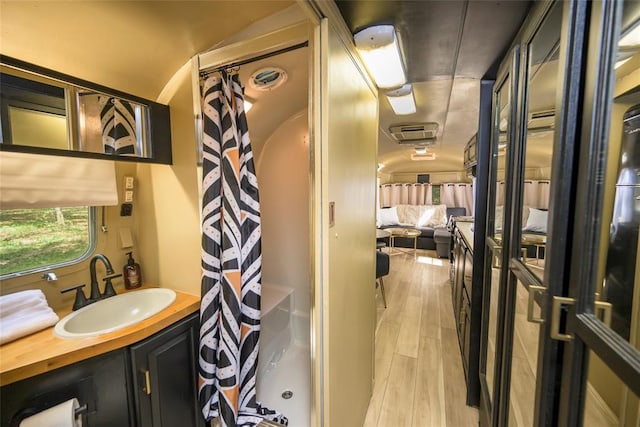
[55, 288, 176, 338]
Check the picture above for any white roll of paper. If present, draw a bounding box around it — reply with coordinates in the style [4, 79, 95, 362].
[19, 398, 82, 427]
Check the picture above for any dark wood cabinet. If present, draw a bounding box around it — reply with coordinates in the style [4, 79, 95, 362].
[130, 312, 204, 427]
[1, 349, 134, 427]
[452, 229, 473, 376]
[1, 312, 203, 427]
[451, 222, 481, 406]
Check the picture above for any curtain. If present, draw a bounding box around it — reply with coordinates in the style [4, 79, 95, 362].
[523, 179, 551, 208]
[198, 72, 287, 427]
[523, 180, 539, 208]
[379, 183, 433, 206]
[538, 180, 550, 209]
[440, 183, 455, 208]
[380, 184, 392, 207]
[457, 183, 473, 217]
[408, 183, 419, 204]
[99, 96, 138, 155]
[424, 183, 433, 205]
[390, 184, 402, 206]
[399, 183, 410, 203]
[496, 181, 506, 207]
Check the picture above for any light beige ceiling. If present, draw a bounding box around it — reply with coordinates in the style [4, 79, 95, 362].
[377, 78, 480, 174]
[0, 1, 293, 101]
[336, 0, 532, 177]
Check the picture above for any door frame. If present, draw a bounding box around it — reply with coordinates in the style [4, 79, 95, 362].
[559, 0, 640, 425]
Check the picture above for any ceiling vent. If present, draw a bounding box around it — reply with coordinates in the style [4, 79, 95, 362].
[249, 67, 288, 91]
[389, 122, 439, 144]
[528, 109, 555, 130]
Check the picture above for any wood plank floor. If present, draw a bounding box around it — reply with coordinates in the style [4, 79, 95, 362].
[364, 249, 479, 427]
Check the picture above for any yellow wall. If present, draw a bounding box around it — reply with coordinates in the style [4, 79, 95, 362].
[136, 67, 202, 296]
[323, 19, 379, 427]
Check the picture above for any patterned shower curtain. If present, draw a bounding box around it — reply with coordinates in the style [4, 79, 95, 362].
[99, 96, 137, 155]
[198, 72, 287, 427]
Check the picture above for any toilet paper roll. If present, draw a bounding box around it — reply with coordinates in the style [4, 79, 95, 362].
[19, 398, 82, 427]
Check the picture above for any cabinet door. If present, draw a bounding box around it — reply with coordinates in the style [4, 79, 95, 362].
[1, 349, 132, 427]
[130, 312, 204, 427]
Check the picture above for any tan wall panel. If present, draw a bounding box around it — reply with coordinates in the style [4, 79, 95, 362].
[136, 72, 201, 296]
[324, 20, 378, 427]
[392, 171, 470, 184]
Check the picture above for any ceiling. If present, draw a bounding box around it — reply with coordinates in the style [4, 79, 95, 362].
[0, 1, 293, 101]
[1, 0, 532, 176]
[336, 0, 531, 175]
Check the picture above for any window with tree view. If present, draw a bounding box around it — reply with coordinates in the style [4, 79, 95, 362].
[0, 207, 95, 277]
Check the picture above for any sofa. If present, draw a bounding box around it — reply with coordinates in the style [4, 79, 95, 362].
[377, 204, 467, 257]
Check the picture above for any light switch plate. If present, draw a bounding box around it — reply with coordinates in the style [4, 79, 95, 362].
[124, 176, 134, 189]
[124, 191, 134, 202]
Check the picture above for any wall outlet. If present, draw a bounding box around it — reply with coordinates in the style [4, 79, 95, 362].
[120, 203, 133, 216]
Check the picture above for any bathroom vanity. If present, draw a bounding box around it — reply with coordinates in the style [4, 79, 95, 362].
[0, 288, 203, 427]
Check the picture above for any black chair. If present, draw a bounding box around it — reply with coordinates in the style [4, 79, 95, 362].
[376, 251, 390, 308]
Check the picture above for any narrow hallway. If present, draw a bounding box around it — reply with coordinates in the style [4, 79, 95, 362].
[364, 249, 479, 427]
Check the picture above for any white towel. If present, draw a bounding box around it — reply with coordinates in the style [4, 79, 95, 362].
[0, 290, 59, 345]
[0, 289, 46, 314]
[0, 291, 47, 318]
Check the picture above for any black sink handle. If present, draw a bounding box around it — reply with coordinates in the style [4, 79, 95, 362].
[61, 284, 90, 311]
[102, 274, 122, 298]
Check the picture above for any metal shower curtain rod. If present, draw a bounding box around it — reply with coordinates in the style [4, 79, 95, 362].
[200, 41, 309, 77]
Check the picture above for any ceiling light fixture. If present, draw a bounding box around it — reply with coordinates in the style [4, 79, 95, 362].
[386, 84, 416, 115]
[411, 152, 436, 161]
[414, 146, 427, 155]
[354, 25, 406, 89]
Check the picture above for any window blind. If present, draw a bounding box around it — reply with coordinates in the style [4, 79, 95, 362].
[0, 151, 118, 209]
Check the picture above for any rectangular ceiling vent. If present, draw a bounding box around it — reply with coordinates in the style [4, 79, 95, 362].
[528, 109, 555, 130]
[389, 122, 439, 143]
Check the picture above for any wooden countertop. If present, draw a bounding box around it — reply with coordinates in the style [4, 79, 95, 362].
[0, 286, 200, 386]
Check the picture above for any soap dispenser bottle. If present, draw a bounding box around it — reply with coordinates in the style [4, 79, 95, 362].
[123, 251, 142, 289]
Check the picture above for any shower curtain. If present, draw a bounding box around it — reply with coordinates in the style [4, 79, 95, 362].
[198, 72, 287, 427]
[99, 96, 137, 155]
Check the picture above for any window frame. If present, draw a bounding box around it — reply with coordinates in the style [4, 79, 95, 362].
[0, 206, 97, 280]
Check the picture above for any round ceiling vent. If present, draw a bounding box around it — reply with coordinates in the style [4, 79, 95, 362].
[249, 67, 288, 91]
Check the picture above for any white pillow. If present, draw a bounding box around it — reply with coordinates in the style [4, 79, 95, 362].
[379, 206, 400, 226]
[524, 208, 548, 233]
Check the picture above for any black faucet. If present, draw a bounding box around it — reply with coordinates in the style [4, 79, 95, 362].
[89, 254, 115, 301]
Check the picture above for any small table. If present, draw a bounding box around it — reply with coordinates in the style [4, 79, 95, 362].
[385, 227, 421, 256]
[521, 233, 547, 264]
